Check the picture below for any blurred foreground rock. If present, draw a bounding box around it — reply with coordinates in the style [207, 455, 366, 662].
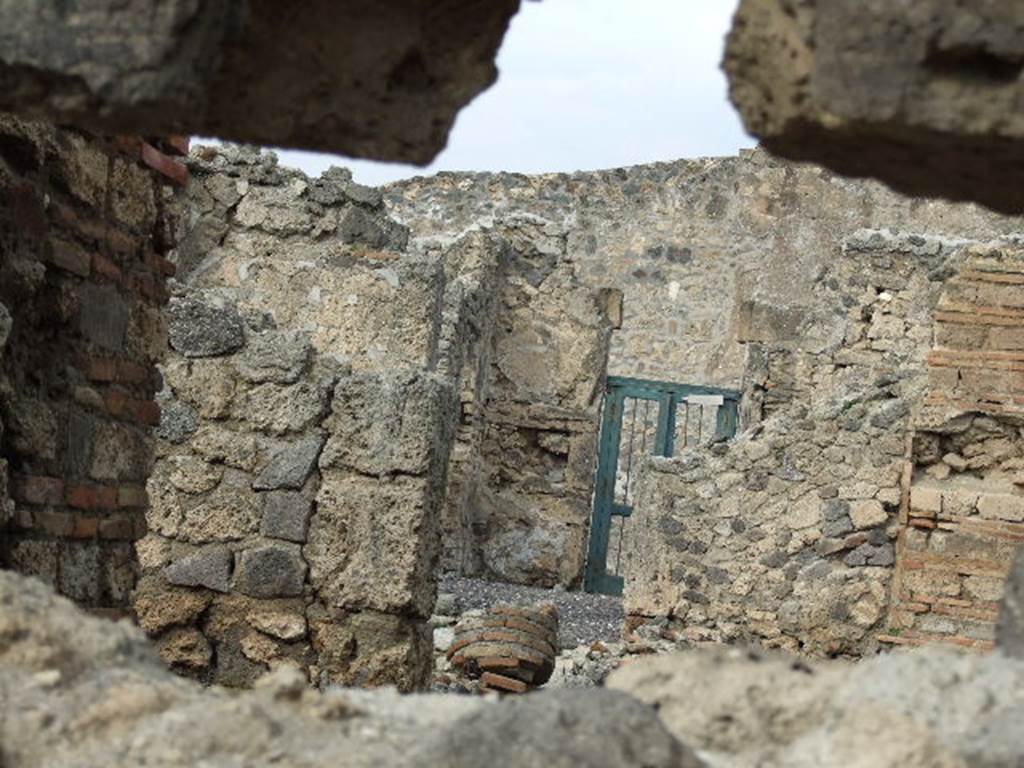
[610, 646, 1024, 768]
[0, 572, 697, 768]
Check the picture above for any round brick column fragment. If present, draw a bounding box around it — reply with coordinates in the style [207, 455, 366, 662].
[448, 603, 559, 692]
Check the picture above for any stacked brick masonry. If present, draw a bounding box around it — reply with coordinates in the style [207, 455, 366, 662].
[886, 245, 1024, 651]
[0, 114, 183, 610]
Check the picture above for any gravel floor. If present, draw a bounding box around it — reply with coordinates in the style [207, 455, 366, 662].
[438, 574, 624, 649]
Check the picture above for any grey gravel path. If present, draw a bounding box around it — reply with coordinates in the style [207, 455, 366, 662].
[439, 574, 624, 649]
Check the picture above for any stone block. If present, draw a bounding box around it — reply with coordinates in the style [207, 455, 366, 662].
[154, 397, 198, 444]
[235, 330, 312, 384]
[308, 473, 440, 617]
[157, 627, 213, 671]
[253, 436, 325, 491]
[132, 574, 212, 634]
[319, 370, 456, 477]
[177, 471, 261, 543]
[234, 543, 307, 598]
[260, 490, 312, 543]
[311, 610, 432, 692]
[164, 546, 232, 593]
[910, 486, 942, 515]
[56, 542, 101, 604]
[977, 493, 1024, 523]
[167, 294, 245, 358]
[89, 422, 151, 482]
[248, 609, 307, 640]
[233, 378, 332, 436]
[849, 500, 888, 530]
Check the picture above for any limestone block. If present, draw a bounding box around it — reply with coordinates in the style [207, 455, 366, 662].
[167, 294, 245, 358]
[253, 435, 325, 491]
[232, 378, 333, 436]
[247, 609, 307, 641]
[910, 486, 943, 515]
[162, 359, 238, 420]
[190, 426, 259, 471]
[164, 546, 232, 593]
[311, 610, 433, 693]
[178, 470, 261, 543]
[166, 454, 223, 494]
[260, 490, 313, 543]
[233, 543, 307, 599]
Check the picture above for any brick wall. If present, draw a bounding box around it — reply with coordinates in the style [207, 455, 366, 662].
[0, 114, 185, 612]
[886, 245, 1024, 650]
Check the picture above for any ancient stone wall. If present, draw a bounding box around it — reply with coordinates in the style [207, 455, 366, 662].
[0, 114, 182, 612]
[137, 146, 506, 689]
[886, 244, 1024, 650]
[622, 231, 970, 655]
[440, 216, 612, 588]
[622, 235, 1024, 656]
[386, 149, 1020, 389]
[385, 150, 1023, 603]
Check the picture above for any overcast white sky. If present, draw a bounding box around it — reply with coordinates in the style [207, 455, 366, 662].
[272, 0, 754, 185]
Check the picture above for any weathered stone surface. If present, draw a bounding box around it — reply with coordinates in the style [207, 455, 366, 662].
[167, 294, 245, 358]
[610, 645, 1024, 768]
[0, 1, 520, 164]
[260, 490, 313, 543]
[235, 330, 311, 384]
[253, 435, 325, 491]
[133, 575, 212, 635]
[233, 543, 307, 598]
[320, 370, 457, 477]
[154, 396, 198, 444]
[997, 547, 1024, 658]
[248, 609, 307, 641]
[414, 689, 704, 768]
[233, 377, 333, 435]
[156, 627, 213, 671]
[1, 571, 710, 767]
[163, 546, 232, 593]
[308, 473, 442, 617]
[725, 0, 1024, 213]
[78, 283, 130, 351]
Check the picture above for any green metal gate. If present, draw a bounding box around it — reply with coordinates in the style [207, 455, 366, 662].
[584, 376, 740, 595]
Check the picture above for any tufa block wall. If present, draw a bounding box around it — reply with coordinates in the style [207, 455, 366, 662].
[136, 146, 507, 689]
